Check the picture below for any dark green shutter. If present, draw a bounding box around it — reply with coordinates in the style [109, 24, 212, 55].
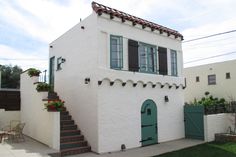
[128, 39, 139, 72]
[158, 47, 168, 75]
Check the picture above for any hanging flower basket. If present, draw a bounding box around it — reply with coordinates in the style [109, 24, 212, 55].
[44, 100, 65, 112]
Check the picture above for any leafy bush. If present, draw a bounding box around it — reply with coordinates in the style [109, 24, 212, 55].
[36, 82, 51, 92]
[44, 100, 65, 111]
[27, 68, 41, 77]
[188, 91, 227, 106]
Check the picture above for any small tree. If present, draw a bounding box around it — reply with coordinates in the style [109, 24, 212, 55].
[0, 65, 22, 89]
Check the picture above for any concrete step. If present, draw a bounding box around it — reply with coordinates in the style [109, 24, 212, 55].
[60, 115, 72, 120]
[61, 120, 74, 126]
[60, 111, 69, 116]
[60, 141, 88, 150]
[61, 124, 77, 131]
[42, 98, 60, 101]
[60, 146, 91, 156]
[48, 92, 58, 98]
[61, 130, 80, 137]
[60, 135, 84, 143]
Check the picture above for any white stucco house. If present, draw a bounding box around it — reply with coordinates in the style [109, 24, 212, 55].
[49, 1, 185, 154]
[184, 59, 236, 103]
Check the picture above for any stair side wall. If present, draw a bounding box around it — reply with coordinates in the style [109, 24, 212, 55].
[20, 72, 60, 150]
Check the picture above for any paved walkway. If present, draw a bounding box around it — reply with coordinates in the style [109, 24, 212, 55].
[0, 137, 204, 157]
[0, 137, 57, 157]
[72, 139, 205, 157]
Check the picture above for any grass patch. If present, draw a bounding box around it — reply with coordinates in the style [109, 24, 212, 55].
[155, 142, 236, 157]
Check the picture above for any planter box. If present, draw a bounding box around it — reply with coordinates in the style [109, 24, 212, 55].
[215, 133, 236, 142]
[47, 107, 65, 112]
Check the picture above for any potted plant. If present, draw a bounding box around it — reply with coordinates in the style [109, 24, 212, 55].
[44, 100, 65, 112]
[36, 82, 51, 92]
[28, 68, 41, 77]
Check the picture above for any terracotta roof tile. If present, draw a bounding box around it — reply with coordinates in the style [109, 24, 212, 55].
[92, 1, 183, 40]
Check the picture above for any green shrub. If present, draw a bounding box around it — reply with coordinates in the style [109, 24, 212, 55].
[36, 82, 51, 92]
[27, 68, 41, 77]
[188, 92, 228, 106]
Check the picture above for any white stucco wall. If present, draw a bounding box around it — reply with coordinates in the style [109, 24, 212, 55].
[50, 11, 184, 153]
[184, 60, 236, 103]
[49, 13, 99, 152]
[97, 81, 185, 153]
[20, 72, 60, 150]
[0, 110, 20, 129]
[204, 113, 234, 142]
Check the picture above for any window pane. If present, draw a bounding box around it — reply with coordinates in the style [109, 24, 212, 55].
[208, 74, 216, 85]
[139, 43, 156, 73]
[110, 35, 123, 69]
[171, 50, 177, 76]
[226, 72, 230, 79]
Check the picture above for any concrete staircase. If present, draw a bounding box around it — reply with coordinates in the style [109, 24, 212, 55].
[48, 92, 91, 156]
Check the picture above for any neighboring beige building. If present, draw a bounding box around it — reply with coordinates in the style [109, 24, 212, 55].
[184, 59, 236, 103]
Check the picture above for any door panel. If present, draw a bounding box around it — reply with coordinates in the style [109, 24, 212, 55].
[49, 57, 55, 90]
[184, 105, 204, 140]
[141, 100, 157, 146]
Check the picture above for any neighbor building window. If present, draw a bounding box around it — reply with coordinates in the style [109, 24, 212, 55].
[139, 43, 157, 73]
[196, 76, 200, 82]
[226, 72, 230, 79]
[110, 35, 123, 69]
[170, 50, 177, 76]
[208, 74, 216, 85]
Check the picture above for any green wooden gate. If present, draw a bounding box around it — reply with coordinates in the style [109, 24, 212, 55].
[184, 105, 204, 140]
[141, 99, 157, 146]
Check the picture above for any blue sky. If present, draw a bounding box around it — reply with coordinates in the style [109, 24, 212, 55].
[1, 0, 236, 70]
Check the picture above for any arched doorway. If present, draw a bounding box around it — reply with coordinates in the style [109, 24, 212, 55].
[141, 99, 157, 146]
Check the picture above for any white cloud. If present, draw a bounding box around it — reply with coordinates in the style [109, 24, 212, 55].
[0, 0, 91, 43]
[182, 19, 236, 67]
[1, 0, 236, 69]
[0, 44, 48, 71]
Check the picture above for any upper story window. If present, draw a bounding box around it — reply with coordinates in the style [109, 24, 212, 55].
[226, 72, 230, 79]
[208, 74, 216, 85]
[196, 76, 200, 82]
[139, 43, 157, 73]
[110, 35, 123, 69]
[170, 50, 177, 76]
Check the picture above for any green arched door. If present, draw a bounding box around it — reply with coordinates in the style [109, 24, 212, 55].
[141, 99, 157, 146]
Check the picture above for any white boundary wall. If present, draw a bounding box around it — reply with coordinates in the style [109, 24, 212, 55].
[0, 110, 20, 129]
[204, 113, 234, 142]
[20, 72, 60, 150]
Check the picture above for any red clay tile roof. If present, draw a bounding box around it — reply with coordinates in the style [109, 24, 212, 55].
[92, 1, 183, 40]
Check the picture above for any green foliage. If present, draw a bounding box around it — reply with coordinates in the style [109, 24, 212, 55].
[188, 92, 227, 106]
[0, 65, 23, 89]
[27, 68, 41, 77]
[44, 100, 65, 111]
[36, 82, 51, 92]
[156, 142, 236, 157]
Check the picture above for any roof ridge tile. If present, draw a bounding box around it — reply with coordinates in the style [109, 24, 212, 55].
[91, 1, 183, 40]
